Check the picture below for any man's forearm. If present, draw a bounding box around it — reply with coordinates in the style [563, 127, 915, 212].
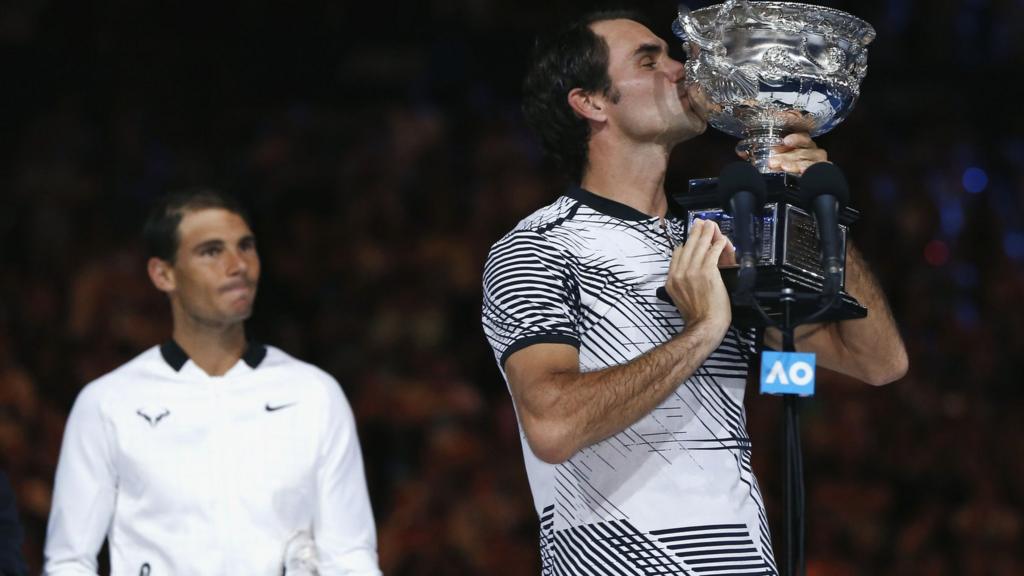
[521, 319, 727, 463]
[766, 244, 908, 384]
[829, 244, 908, 383]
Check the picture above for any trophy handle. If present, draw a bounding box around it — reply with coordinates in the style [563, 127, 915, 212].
[673, 4, 716, 51]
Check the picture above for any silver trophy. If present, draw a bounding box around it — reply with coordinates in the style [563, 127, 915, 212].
[667, 1, 876, 325]
[673, 0, 874, 173]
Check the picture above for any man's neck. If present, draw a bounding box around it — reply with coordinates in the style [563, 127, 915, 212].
[581, 139, 671, 218]
[171, 313, 247, 377]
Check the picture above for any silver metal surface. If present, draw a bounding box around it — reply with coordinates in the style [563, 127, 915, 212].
[673, 1, 874, 172]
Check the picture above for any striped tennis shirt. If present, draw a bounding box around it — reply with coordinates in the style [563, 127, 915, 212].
[482, 187, 777, 575]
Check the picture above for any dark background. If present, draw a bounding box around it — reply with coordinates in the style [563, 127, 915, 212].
[1, 0, 1022, 574]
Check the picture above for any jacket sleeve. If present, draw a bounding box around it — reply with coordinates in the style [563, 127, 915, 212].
[312, 378, 382, 576]
[43, 384, 117, 575]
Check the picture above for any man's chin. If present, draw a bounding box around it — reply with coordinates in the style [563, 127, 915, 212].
[218, 304, 254, 326]
[231, 308, 255, 323]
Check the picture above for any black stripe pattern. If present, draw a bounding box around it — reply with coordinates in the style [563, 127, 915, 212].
[483, 190, 775, 574]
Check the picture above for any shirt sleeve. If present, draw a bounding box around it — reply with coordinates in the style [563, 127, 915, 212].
[43, 384, 117, 576]
[313, 377, 381, 576]
[482, 229, 581, 368]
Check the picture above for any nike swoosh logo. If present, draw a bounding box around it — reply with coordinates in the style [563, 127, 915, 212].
[265, 402, 296, 412]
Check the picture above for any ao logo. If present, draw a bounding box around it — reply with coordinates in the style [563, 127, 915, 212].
[766, 360, 813, 386]
[760, 351, 816, 397]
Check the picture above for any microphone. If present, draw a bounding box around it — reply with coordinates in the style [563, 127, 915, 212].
[718, 161, 767, 300]
[798, 162, 850, 297]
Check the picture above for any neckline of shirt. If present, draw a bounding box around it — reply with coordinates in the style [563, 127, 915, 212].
[565, 187, 683, 225]
[159, 339, 267, 373]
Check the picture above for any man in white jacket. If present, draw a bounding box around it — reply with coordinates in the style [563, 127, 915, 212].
[44, 188, 381, 575]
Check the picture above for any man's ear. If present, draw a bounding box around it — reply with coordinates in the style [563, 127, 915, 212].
[148, 257, 176, 294]
[568, 88, 608, 123]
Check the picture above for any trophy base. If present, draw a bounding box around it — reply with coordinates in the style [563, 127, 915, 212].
[668, 172, 867, 329]
[720, 267, 867, 328]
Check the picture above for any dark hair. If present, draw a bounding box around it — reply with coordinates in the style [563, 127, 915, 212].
[522, 9, 650, 183]
[143, 187, 251, 263]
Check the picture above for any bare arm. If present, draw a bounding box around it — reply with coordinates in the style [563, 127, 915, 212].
[765, 243, 908, 385]
[505, 220, 732, 464]
[753, 133, 907, 385]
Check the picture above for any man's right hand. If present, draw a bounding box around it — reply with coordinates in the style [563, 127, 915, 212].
[664, 219, 732, 338]
[502, 219, 739, 463]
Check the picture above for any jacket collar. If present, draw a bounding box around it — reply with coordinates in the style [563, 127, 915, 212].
[159, 339, 267, 372]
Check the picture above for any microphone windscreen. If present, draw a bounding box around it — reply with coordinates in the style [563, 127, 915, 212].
[718, 161, 767, 209]
[799, 162, 850, 207]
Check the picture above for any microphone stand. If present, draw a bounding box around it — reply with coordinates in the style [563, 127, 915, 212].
[748, 283, 841, 576]
[773, 288, 804, 576]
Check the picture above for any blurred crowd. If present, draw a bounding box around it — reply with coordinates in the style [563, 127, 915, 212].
[1, 0, 1023, 574]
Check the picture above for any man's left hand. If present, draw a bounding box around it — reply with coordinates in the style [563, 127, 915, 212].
[766, 132, 828, 174]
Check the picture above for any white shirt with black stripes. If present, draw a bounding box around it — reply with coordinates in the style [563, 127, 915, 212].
[44, 342, 381, 576]
[483, 187, 778, 576]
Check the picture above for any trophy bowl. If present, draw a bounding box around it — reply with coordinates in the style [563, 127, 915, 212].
[673, 1, 875, 173]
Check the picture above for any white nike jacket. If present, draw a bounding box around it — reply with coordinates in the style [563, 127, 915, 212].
[44, 342, 381, 576]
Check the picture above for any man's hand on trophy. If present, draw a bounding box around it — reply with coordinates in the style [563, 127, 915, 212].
[747, 132, 828, 174]
[768, 132, 828, 174]
[717, 231, 737, 268]
[666, 219, 732, 335]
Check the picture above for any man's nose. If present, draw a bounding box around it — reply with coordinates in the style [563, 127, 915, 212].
[225, 249, 248, 275]
[667, 57, 686, 83]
